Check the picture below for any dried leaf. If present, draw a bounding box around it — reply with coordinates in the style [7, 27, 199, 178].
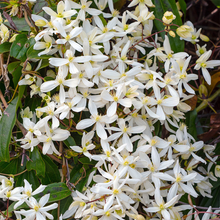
[206, 71, 220, 95]
[185, 95, 198, 110]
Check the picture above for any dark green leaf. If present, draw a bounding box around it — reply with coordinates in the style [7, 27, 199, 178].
[27, 147, 46, 177]
[200, 187, 220, 207]
[152, 0, 184, 52]
[36, 182, 71, 202]
[27, 45, 52, 60]
[78, 157, 97, 166]
[0, 158, 20, 174]
[15, 170, 40, 190]
[10, 34, 35, 62]
[211, 0, 220, 8]
[0, 42, 12, 53]
[185, 109, 198, 140]
[39, 155, 61, 184]
[17, 85, 26, 109]
[178, 0, 186, 16]
[8, 61, 21, 73]
[8, 62, 23, 87]
[64, 136, 76, 148]
[0, 97, 18, 162]
[37, 59, 50, 70]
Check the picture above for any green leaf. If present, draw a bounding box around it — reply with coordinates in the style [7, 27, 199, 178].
[36, 182, 71, 202]
[17, 85, 26, 109]
[211, 0, 220, 8]
[27, 45, 52, 60]
[26, 147, 46, 177]
[15, 170, 40, 190]
[178, 0, 186, 16]
[185, 109, 198, 140]
[8, 61, 23, 87]
[5, 17, 30, 32]
[0, 158, 20, 174]
[152, 0, 184, 52]
[200, 186, 220, 207]
[39, 155, 61, 184]
[78, 157, 97, 166]
[0, 42, 12, 53]
[10, 34, 35, 62]
[37, 59, 50, 70]
[8, 61, 21, 73]
[64, 136, 76, 148]
[0, 97, 18, 162]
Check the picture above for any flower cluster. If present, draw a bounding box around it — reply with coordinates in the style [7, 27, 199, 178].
[1, 0, 220, 219]
[0, 176, 57, 220]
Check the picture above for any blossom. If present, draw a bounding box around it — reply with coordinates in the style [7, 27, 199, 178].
[144, 187, 179, 219]
[40, 66, 79, 103]
[16, 194, 58, 220]
[162, 11, 176, 24]
[194, 50, 220, 85]
[76, 100, 117, 140]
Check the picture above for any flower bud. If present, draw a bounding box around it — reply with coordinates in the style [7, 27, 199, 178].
[200, 33, 209, 42]
[199, 84, 208, 97]
[162, 11, 176, 24]
[215, 165, 220, 177]
[176, 25, 193, 38]
[136, 215, 145, 220]
[9, 34, 18, 42]
[35, 19, 47, 27]
[169, 30, 176, 38]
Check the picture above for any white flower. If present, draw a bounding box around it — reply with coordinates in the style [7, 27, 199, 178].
[14, 180, 46, 209]
[76, 100, 117, 140]
[194, 50, 220, 85]
[144, 187, 178, 219]
[16, 194, 58, 220]
[40, 66, 79, 103]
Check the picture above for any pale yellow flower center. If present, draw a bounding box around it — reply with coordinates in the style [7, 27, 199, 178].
[113, 189, 119, 195]
[105, 211, 110, 216]
[151, 139, 157, 146]
[106, 151, 111, 157]
[176, 174, 182, 182]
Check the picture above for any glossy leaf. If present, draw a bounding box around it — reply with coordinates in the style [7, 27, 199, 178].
[0, 42, 12, 53]
[178, 0, 186, 17]
[0, 158, 20, 174]
[26, 147, 46, 177]
[39, 155, 61, 184]
[10, 34, 35, 62]
[0, 97, 18, 162]
[15, 170, 40, 190]
[35, 182, 71, 202]
[8, 61, 23, 87]
[64, 136, 76, 147]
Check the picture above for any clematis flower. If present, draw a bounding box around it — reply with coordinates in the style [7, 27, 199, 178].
[194, 50, 220, 85]
[40, 66, 78, 104]
[16, 194, 58, 220]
